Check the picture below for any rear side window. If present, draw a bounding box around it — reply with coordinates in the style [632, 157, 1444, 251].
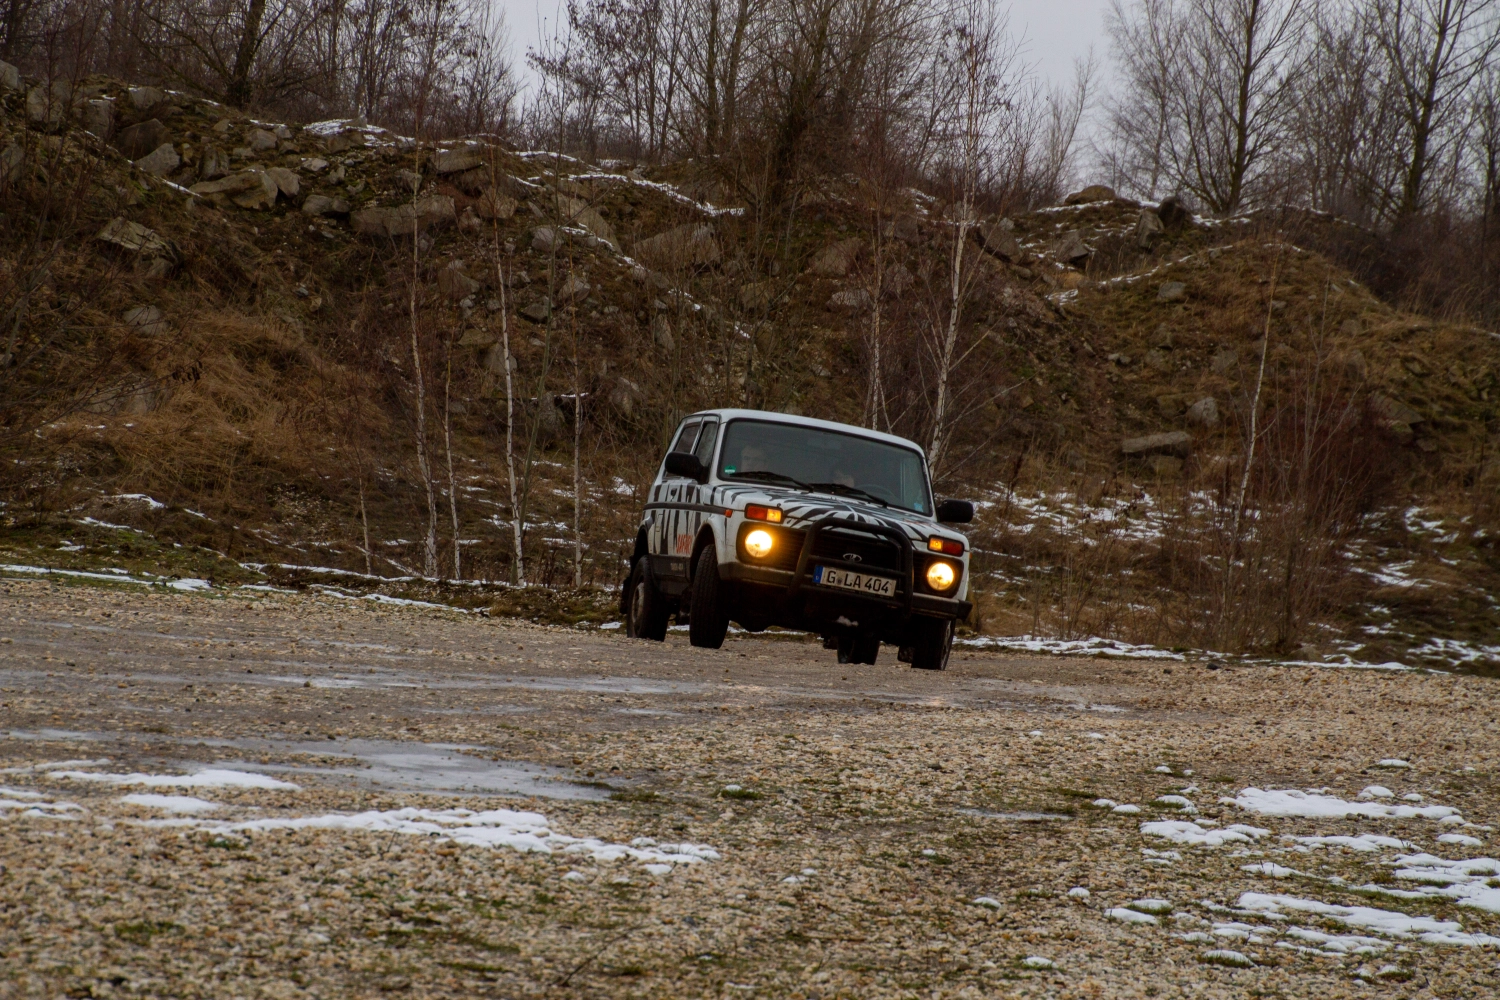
[669, 419, 702, 455]
[693, 419, 720, 466]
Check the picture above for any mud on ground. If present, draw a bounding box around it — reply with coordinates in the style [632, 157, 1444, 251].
[1, 578, 1498, 999]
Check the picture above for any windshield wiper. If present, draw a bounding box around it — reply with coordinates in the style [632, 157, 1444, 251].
[806, 482, 889, 507]
[729, 470, 814, 490]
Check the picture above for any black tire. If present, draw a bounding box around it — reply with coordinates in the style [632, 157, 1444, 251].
[909, 616, 953, 671]
[836, 633, 881, 665]
[625, 558, 668, 641]
[688, 549, 729, 649]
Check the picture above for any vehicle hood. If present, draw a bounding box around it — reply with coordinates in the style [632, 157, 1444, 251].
[716, 482, 958, 544]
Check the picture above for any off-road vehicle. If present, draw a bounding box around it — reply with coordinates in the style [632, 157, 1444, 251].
[621, 409, 974, 670]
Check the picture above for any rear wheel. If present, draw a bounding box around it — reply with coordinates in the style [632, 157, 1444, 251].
[837, 633, 881, 665]
[908, 616, 953, 671]
[688, 551, 729, 649]
[625, 558, 668, 641]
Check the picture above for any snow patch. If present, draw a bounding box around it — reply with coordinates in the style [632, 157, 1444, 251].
[120, 793, 221, 814]
[1238, 892, 1500, 946]
[1141, 820, 1269, 846]
[50, 768, 300, 790]
[1229, 787, 1459, 822]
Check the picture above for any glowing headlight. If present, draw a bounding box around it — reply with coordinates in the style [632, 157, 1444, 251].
[925, 560, 956, 591]
[744, 529, 775, 559]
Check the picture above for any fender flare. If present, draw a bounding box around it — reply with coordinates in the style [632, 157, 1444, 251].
[689, 524, 718, 579]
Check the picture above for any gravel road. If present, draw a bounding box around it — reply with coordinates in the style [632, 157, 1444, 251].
[2, 578, 1498, 999]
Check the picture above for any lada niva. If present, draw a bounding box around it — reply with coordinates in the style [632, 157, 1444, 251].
[621, 409, 974, 670]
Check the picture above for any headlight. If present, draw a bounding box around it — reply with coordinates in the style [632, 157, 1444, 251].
[925, 560, 956, 591]
[744, 529, 775, 559]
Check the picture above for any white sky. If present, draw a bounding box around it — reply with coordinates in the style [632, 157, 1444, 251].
[493, 0, 1115, 98]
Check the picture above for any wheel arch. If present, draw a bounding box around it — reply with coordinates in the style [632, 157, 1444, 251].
[690, 523, 719, 575]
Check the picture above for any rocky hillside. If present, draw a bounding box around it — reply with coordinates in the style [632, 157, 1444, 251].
[2, 72, 1497, 669]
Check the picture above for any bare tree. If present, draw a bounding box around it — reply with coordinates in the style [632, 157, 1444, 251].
[1106, 0, 1310, 214]
[924, 0, 1023, 473]
[1371, 0, 1500, 220]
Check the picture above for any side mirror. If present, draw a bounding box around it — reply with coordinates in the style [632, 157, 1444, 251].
[664, 451, 709, 483]
[936, 499, 974, 524]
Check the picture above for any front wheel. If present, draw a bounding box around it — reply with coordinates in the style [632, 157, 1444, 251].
[625, 558, 668, 641]
[837, 633, 880, 665]
[688, 551, 730, 649]
[908, 616, 953, 671]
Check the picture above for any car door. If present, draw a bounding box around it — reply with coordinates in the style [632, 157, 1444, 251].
[651, 418, 701, 556]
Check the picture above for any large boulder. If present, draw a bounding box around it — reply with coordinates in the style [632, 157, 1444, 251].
[300, 194, 349, 217]
[116, 119, 169, 160]
[127, 86, 166, 112]
[1064, 184, 1116, 205]
[438, 261, 481, 300]
[973, 219, 1022, 261]
[1136, 208, 1165, 249]
[198, 145, 230, 180]
[96, 217, 172, 257]
[191, 170, 278, 209]
[1121, 431, 1193, 459]
[350, 196, 456, 237]
[433, 143, 487, 174]
[0, 60, 19, 92]
[1186, 397, 1220, 428]
[1157, 196, 1191, 232]
[122, 305, 169, 336]
[807, 237, 864, 277]
[84, 99, 115, 140]
[1049, 230, 1091, 264]
[26, 81, 73, 128]
[265, 167, 299, 198]
[828, 288, 873, 313]
[247, 128, 279, 153]
[475, 190, 516, 219]
[632, 223, 720, 270]
[133, 143, 179, 178]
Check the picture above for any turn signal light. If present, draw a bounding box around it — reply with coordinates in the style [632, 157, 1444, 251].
[925, 560, 957, 591]
[928, 537, 964, 556]
[744, 529, 775, 558]
[746, 505, 783, 523]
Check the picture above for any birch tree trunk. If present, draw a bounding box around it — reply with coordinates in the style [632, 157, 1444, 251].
[443, 331, 461, 581]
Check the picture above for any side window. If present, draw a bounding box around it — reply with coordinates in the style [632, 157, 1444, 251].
[693, 419, 719, 467]
[669, 419, 702, 455]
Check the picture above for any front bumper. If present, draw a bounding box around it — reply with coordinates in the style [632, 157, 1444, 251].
[724, 561, 972, 619]
[723, 512, 972, 624]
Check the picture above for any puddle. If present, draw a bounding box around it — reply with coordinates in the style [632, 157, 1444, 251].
[2, 731, 611, 801]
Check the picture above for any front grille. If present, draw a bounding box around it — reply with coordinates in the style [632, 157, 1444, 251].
[809, 526, 904, 573]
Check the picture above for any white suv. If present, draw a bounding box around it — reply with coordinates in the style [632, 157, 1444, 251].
[621, 409, 974, 670]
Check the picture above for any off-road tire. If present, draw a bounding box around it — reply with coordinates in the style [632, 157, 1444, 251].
[688, 551, 730, 649]
[837, 633, 881, 665]
[625, 559, 669, 641]
[908, 616, 953, 671]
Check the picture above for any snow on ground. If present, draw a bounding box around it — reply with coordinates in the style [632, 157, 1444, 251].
[1141, 820, 1270, 847]
[1369, 854, 1500, 915]
[956, 635, 1186, 659]
[1238, 893, 1500, 947]
[48, 768, 301, 791]
[1226, 787, 1462, 822]
[119, 793, 222, 813]
[0, 790, 82, 818]
[150, 807, 719, 870]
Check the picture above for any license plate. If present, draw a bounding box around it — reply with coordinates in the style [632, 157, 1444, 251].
[814, 565, 896, 597]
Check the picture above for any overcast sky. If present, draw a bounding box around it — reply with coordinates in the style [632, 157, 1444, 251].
[493, 0, 1115, 98]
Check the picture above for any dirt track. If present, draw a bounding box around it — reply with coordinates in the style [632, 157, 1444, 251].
[2, 577, 1498, 999]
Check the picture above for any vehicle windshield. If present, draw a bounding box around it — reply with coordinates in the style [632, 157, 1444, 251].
[717, 419, 933, 515]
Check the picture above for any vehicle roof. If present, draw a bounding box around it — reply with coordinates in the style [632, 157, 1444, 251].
[684, 409, 928, 457]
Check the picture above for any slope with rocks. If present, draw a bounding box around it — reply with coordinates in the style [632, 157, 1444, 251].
[1, 71, 1496, 668]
